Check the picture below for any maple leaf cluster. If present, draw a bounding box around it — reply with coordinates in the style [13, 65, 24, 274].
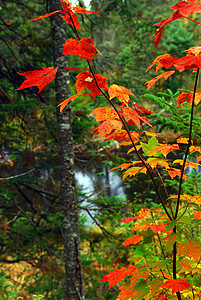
[16, 0, 102, 95]
[15, 1, 201, 299]
[146, 47, 201, 91]
[152, 1, 201, 51]
[101, 206, 201, 298]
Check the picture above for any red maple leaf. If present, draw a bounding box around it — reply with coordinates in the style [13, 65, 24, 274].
[108, 84, 135, 105]
[58, 94, 80, 112]
[174, 55, 201, 72]
[146, 53, 174, 72]
[147, 157, 170, 169]
[153, 1, 201, 50]
[90, 107, 119, 123]
[72, 5, 102, 14]
[30, 10, 62, 21]
[118, 285, 137, 300]
[149, 223, 166, 233]
[148, 144, 180, 158]
[189, 146, 201, 154]
[152, 11, 182, 51]
[100, 265, 137, 289]
[104, 130, 139, 143]
[120, 107, 141, 129]
[176, 92, 193, 107]
[92, 120, 122, 138]
[57, 93, 90, 112]
[145, 70, 175, 90]
[116, 216, 140, 223]
[162, 278, 190, 293]
[59, 0, 81, 29]
[171, 0, 201, 15]
[63, 37, 99, 61]
[75, 71, 108, 99]
[16, 66, 58, 93]
[123, 234, 143, 246]
[193, 210, 201, 220]
[134, 103, 153, 115]
[183, 46, 201, 56]
[60, 0, 71, 13]
[31, 1, 81, 30]
[163, 168, 187, 180]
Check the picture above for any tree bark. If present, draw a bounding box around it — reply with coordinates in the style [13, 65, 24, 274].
[49, 1, 83, 299]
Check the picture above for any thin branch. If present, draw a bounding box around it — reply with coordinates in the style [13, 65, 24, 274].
[0, 168, 36, 181]
[68, 10, 172, 220]
[175, 68, 199, 219]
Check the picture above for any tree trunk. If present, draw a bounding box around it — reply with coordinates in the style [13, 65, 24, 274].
[49, 1, 83, 299]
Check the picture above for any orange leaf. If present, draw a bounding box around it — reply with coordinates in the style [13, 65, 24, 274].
[170, 194, 201, 206]
[173, 159, 199, 170]
[138, 208, 151, 218]
[177, 137, 191, 144]
[90, 107, 119, 122]
[16, 66, 58, 93]
[92, 120, 122, 138]
[134, 103, 153, 115]
[100, 265, 137, 289]
[176, 91, 201, 106]
[195, 92, 201, 105]
[152, 2, 201, 51]
[184, 46, 201, 56]
[152, 11, 182, 51]
[75, 71, 108, 99]
[189, 146, 201, 154]
[63, 37, 99, 61]
[57, 94, 80, 112]
[116, 216, 140, 223]
[30, 10, 62, 21]
[176, 92, 193, 107]
[131, 223, 149, 232]
[147, 158, 169, 169]
[193, 210, 201, 220]
[146, 53, 173, 72]
[148, 144, 180, 158]
[73, 5, 102, 14]
[162, 278, 190, 293]
[149, 223, 166, 233]
[178, 240, 201, 262]
[174, 55, 201, 72]
[110, 163, 133, 172]
[117, 208, 151, 224]
[122, 166, 147, 180]
[108, 84, 135, 105]
[145, 70, 175, 90]
[104, 130, 139, 143]
[120, 107, 141, 129]
[171, 1, 201, 15]
[118, 285, 137, 300]
[163, 168, 187, 180]
[123, 234, 143, 247]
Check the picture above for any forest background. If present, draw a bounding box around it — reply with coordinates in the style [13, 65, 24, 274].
[0, 0, 201, 299]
